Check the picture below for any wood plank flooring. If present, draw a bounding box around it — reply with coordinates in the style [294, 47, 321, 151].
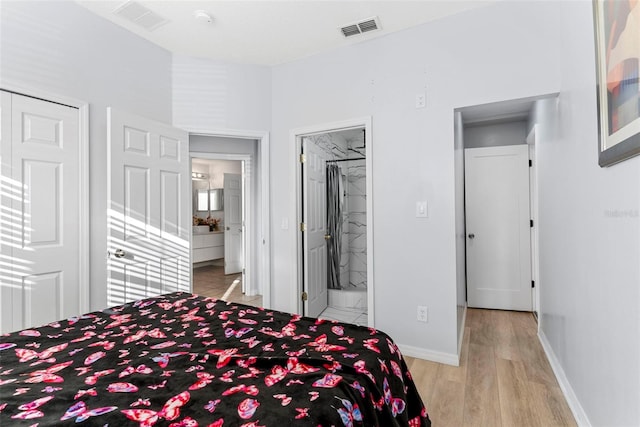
[405, 308, 576, 427]
[192, 264, 262, 307]
[191, 273, 575, 426]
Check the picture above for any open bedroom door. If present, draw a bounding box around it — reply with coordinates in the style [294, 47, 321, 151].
[107, 108, 191, 306]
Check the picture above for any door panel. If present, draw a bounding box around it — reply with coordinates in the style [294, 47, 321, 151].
[108, 108, 190, 306]
[303, 139, 328, 318]
[2, 92, 81, 332]
[465, 145, 532, 311]
[23, 271, 61, 329]
[23, 160, 61, 245]
[224, 173, 243, 275]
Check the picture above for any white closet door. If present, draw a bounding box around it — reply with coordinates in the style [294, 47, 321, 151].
[107, 108, 190, 306]
[0, 92, 82, 333]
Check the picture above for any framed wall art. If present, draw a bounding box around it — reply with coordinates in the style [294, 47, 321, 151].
[593, 0, 640, 166]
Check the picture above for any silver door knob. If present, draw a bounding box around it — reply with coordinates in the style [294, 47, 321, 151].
[114, 249, 126, 258]
[468, 233, 475, 239]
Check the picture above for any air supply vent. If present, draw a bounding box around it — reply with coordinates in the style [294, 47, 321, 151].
[340, 16, 381, 38]
[113, 1, 169, 31]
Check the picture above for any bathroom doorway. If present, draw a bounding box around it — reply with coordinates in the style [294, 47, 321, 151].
[191, 158, 256, 305]
[293, 117, 374, 326]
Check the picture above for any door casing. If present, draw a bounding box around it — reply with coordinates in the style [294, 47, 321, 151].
[188, 129, 271, 307]
[291, 117, 374, 325]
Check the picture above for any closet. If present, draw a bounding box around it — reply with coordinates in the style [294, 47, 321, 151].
[0, 90, 82, 333]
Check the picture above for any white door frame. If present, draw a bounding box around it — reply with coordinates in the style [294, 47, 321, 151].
[526, 125, 540, 321]
[290, 117, 374, 326]
[0, 82, 90, 317]
[186, 128, 271, 308]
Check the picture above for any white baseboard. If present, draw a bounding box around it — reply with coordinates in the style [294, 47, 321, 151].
[398, 343, 459, 366]
[538, 330, 591, 427]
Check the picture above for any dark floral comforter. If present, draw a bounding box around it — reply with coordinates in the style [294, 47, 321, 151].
[0, 292, 430, 426]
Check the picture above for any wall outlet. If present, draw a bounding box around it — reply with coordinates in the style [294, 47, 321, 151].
[417, 305, 428, 323]
[415, 93, 426, 108]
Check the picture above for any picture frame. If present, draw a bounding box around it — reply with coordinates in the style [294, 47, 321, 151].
[593, 0, 640, 167]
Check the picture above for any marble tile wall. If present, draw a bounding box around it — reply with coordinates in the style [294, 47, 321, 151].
[347, 134, 367, 289]
[303, 130, 367, 290]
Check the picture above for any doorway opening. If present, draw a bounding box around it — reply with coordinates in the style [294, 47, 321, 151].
[190, 134, 265, 308]
[454, 94, 558, 334]
[292, 117, 374, 326]
[191, 158, 260, 306]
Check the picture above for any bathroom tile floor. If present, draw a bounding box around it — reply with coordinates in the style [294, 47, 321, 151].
[319, 306, 368, 326]
[192, 263, 262, 308]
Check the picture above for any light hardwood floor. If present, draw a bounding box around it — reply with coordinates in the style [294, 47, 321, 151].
[405, 308, 577, 426]
[192, 263, 263, 307]
[193, 273, 574, 426]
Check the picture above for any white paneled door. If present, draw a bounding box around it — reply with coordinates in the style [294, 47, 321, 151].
[302, 138, 328, 318]
[107, 108, 190, 306]
[0, 91, 83, 333]
[465, 145, 532, 311]
[223, 173, 243, 275]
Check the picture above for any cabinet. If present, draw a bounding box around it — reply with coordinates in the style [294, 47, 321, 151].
[192, 232, 224, 263]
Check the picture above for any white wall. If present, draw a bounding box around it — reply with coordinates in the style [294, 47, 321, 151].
[464, 121, 527, 149]
[173, 55, 271, 132]
[453, 112, 466, 353]
[0, 0, 174, 311]
[271, 1, 560, 358]
[534, 2, 640, 425]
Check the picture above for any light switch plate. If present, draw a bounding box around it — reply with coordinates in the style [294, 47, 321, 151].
[416, 201, 428, 218]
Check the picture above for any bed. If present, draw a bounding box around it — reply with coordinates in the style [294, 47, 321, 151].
[0, 292, 430, 426]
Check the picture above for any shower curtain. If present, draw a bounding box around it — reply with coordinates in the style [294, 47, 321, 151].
[326, 163, 342, 290]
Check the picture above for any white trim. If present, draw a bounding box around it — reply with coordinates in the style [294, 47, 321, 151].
[185, 128, 271, 309]
[457, 303, 468, 363]
[398, 343, 460, 367]
[526, 125, 540, 321]
[538, 330, 592, 426]
[290, 117, 374, 325]
[0, 82, 91, 316]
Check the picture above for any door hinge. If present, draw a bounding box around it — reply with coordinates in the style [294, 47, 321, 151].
[530, 219, 534, 228]
[531, 280, 535, 289]
[299, 153, 306, 163]
[300, 222, 306, 232]
[529, 159, 532, 167]
[301, 291, 308, 301]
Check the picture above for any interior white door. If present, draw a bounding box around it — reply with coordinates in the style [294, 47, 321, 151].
[302, 138, 328, 318]
[107, 108, 190, 306]
[224, 173, 243, 275]
[0, 91, 82, 333]
[465, 145, 532, 311]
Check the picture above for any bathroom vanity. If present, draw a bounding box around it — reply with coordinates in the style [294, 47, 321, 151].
[192, 227, 224, 263]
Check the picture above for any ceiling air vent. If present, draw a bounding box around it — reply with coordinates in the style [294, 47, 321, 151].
[113, 1, 169, 32]
[340, 16, 381, 38]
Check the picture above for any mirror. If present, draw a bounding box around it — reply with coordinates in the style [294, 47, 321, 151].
[209, 188, 223, 211]
[196, 189, 209, 212]
[194, 189, 223, 212]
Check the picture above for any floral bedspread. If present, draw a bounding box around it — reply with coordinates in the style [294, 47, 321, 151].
[0, 292, 430, 426]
